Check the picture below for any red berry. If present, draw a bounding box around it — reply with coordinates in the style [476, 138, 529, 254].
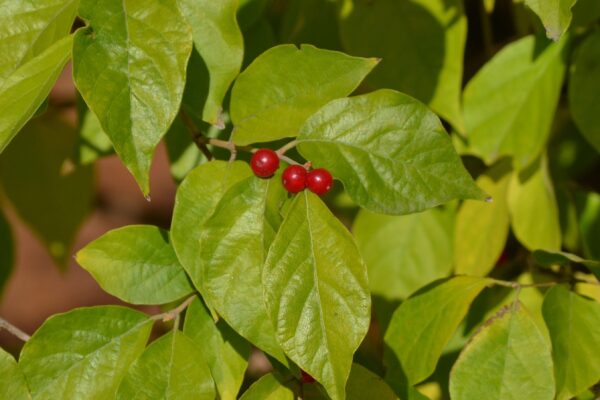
[301, 370, 316, 384]
[282, 165, 307, 193]
[250, 149, 280, 178]
[306, 168, 333, 195]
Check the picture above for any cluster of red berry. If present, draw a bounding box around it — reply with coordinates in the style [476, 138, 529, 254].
[250, 149, 333, 195]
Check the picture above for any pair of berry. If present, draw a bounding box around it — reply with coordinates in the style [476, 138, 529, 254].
[251, 149, 333, 195]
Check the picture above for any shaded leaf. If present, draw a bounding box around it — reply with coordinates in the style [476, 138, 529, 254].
[263, 191, 370, 400]
[577, 191, 600, 260]
[533, 249, 600, 280]
[525, 0, 577, 40]
[0, 348, 30, 400]
[73, 0, 193, 195]
[297, 89, 486, 215]
[0, 209, 14, 294]
[346, 364, 398, 400]
[76, 225, 194, 305]
[384, 276, 491, 384]
[239, 373, 295, 400]
[184, 298, 250, 400]
[19, 306, 152, 400]
[117, 330, 215, 400]
[450, 303, 555, 400]
[74, 99, 112, 165]
[353, 207, 454, 300]
[230, 44, 378, 145]
[164, 115, 206, 183]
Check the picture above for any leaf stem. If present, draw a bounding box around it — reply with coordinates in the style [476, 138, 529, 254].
[151, 295, 196, 322]
[0, 317, 30, 342]
[180, 111, 214, 161]
[277, 140, 299, 156]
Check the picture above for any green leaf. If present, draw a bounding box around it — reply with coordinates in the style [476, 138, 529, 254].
[297, 89, 486, 215]
[280, 0, 343, 50]
[455, 161, 511, 276]
[19, 306, 152, 400]
[76, 225, 194, 305]
[117, 330, 215, 400]
[184, 298, 250, 400]
[346, 364, 398, 400]
[542, 285, 600, 400]
[577, 191, 600, 260]
[353, 207, 454, 300]
[73, 0, 193, 195]
[464, 35, 567, 169]
[340, 0, 467, 132]
[178, 0, 243, 126]
[74, 99, 112, 165]
[239, 373, 295, 400]
[193, 176, 287, 363]
[171, 160, 252, 289]
[230, 44, 378, 145]
[0, 209, 14, 294]
[569, 31, 600, 154]
[263, 191, 370, 400]
[164, 115, 206, 183]
[450, 303, 555, 400]
[572, 0, 600, 28]
[508, 156, 561, 251]
[0, 35, 73, 153]
[0, 114, 94, 267]
[533, 249, 600, 279]
[524, 0, 577, 40]
[384, 276, 491, 385]
[0, 348, 30, 400]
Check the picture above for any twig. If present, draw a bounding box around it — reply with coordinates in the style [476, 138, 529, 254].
[179, 111, 214, 161]
[277, 140, 299, 156]
[0, 317, 30, 342]
[151, 295, 196, 322]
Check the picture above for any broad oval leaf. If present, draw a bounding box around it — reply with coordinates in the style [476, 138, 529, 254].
[524, 0, 577, 41]
[0, 348, 29, 400]
[340, 0, 467, 132]
[194, 176, 287, 363]
[76, 225, 194, 305]
[73, 0, 193, 195]
[19, 306, 152, 400]
[239, 373, 295, 400]
[263, 191, 370, 400]
[569, 31, 600, 154]
[455, 161, 511, 276]
[353, 207, 454, 300]
[0, 209, 14, 294]
[297, 89, 486, 215]
[508, 156, 561, 251]
[230, 44, 378, 145]
[384, 276, 491, 384]
[171, 160, 252, 292]
[542, 285, 600, 400]
[464, 35, 566, 169]
[178, 0, 243, 126]
[117, 330, 215, 400]
[0, 35, 72, 153]
[184, 298, 250, 400]
[450, 302, 555, 400]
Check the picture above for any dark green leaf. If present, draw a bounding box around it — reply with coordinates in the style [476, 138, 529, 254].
[533, 249, 600, 279]
[297, 89, 486, 215]
[76, 225, 194, 305]
[263, 191, 370, 400]
[73, 0, 193, 195]
[230, 44, 378, 145]
[577, 191, 600, 260]
[19, 306, 152, 399]
[0, 348, 29, 400]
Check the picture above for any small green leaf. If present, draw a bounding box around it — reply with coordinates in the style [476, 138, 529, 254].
[542, 286, 600, 400]
[0, 209, 14, 294]
[0, 114, 94, 268]
[239, 373, 295, 400]
[464, 35, 567, 168]
[171, 160, 252, 289]
[353, 207, 454, 300]
[524, 0, 577, 40]
[73, 0, 193, 195]
[0, 35, 73, 153]
[346, 364, 398, 400]
[569, 31, 600, 154]
[533, 249, 600, 280]
[178, 0, 243, 126]
[340, 0, 467, 132]
[117, 330, 215, 400]
[0, 348, 29, 400]
[230, 44, 378, 145]
[19, 306, 152, 400]
[384, 276, 491, 384]
[508, 156, 561, 251]
[74, 99, 112, 165]
[263, 191, 370, 400]
[184, 298, 250, 400]
[76, 225, 194, 305]
[297, 89, 486, 215]
[455, 161, 511, 276]
[450, 303, 555, 400]
[194, 176, 287, 363]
